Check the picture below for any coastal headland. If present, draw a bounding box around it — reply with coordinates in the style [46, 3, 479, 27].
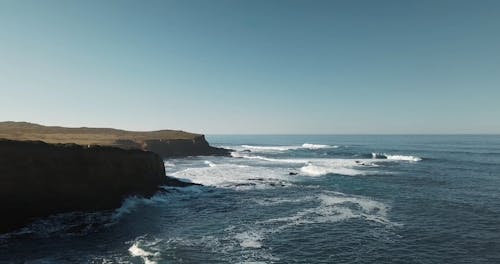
[0, 122, 229, 233]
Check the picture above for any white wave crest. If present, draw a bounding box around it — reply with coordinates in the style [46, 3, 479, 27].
[231, 151, 306, 164]
[111, 186, 204, 220]
[295, 158, 376, 177]
[301, 143, 335, 149]
[300, 163, 366, 176]
[112, 196, 148, 220]
[129, 244, 157, 264]
[240, 143, 336, 152]
[385, 154, 422, 162]
[128, 237, 161, 264]
[241, 145, 301, 151]
[372, 153, 422, 162]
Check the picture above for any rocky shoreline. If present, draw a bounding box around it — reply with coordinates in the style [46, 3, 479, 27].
[0, 122, 229, 233]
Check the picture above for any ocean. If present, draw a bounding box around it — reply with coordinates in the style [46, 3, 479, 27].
[1, 135, 500, 263]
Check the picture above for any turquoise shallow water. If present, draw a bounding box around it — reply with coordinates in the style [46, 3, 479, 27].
[1, 135, 500, 263]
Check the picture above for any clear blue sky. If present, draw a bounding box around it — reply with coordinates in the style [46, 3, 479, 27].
[1, 0, 499, 134]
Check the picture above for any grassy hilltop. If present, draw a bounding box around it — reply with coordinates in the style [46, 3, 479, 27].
[0, 121, 201, 146]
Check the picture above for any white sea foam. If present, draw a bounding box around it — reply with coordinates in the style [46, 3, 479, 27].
[129, 243, 157, 264]
[372, 153, 422, 162]
[301, 143, 335, 149]
[231, 151, 306, 164]
[204, 160, 217, 167]
[300, 162, 366, 176]
[128, 237, 161, 264]
[170, 163, 290, 189]
[240, 143, 336, 152]
[234, 231, 264, 248]
[287, 158, 375, 177]
[241, 145, 301, 151]
[260, 191, 392, 229]
[385, 154, 422, 162]
[174, 156, 378, 188]
[234, 191, 395, 253]
[163, 161, 176, 168]
[232, 151, 377, 177]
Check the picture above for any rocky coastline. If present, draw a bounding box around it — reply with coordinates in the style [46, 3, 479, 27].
[0, 122, 229, 233]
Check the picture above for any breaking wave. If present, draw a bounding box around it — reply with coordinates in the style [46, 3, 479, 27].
[170, 163, 291, 189]
[231, 151, 377, 177]
[301, 143, 335, 149]
[300, 163, 366, 176]
[241, 145, 301, 151]
[372, 153, 422, 162]
[172, 156, 377, 188]
[240, 143, 337, 152]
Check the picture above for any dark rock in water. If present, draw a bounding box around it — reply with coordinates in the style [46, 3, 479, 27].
[269, 182, 286, 187]
[234, 182, 256, 187]
[141, 136, 230, 158]
[164, 176, 200, 187]
[289, 172, 298, 175]
[242, 149, 252, 153]
[0, 139, 166, 233]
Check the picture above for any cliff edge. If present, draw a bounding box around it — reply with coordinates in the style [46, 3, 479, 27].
[0, 121, 230, 157]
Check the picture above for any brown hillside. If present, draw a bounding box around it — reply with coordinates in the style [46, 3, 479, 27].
[0, 121, 200, 146]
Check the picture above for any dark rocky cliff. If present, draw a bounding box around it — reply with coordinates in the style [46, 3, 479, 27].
[0, 139, 166, 233]
[139, 135, 229, 157]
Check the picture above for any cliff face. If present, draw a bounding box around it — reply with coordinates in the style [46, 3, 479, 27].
[139, 135, 229, 157]
[0, 139, 166, 233]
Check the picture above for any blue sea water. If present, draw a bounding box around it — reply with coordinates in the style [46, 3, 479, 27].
[1, 135, 500, 263]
